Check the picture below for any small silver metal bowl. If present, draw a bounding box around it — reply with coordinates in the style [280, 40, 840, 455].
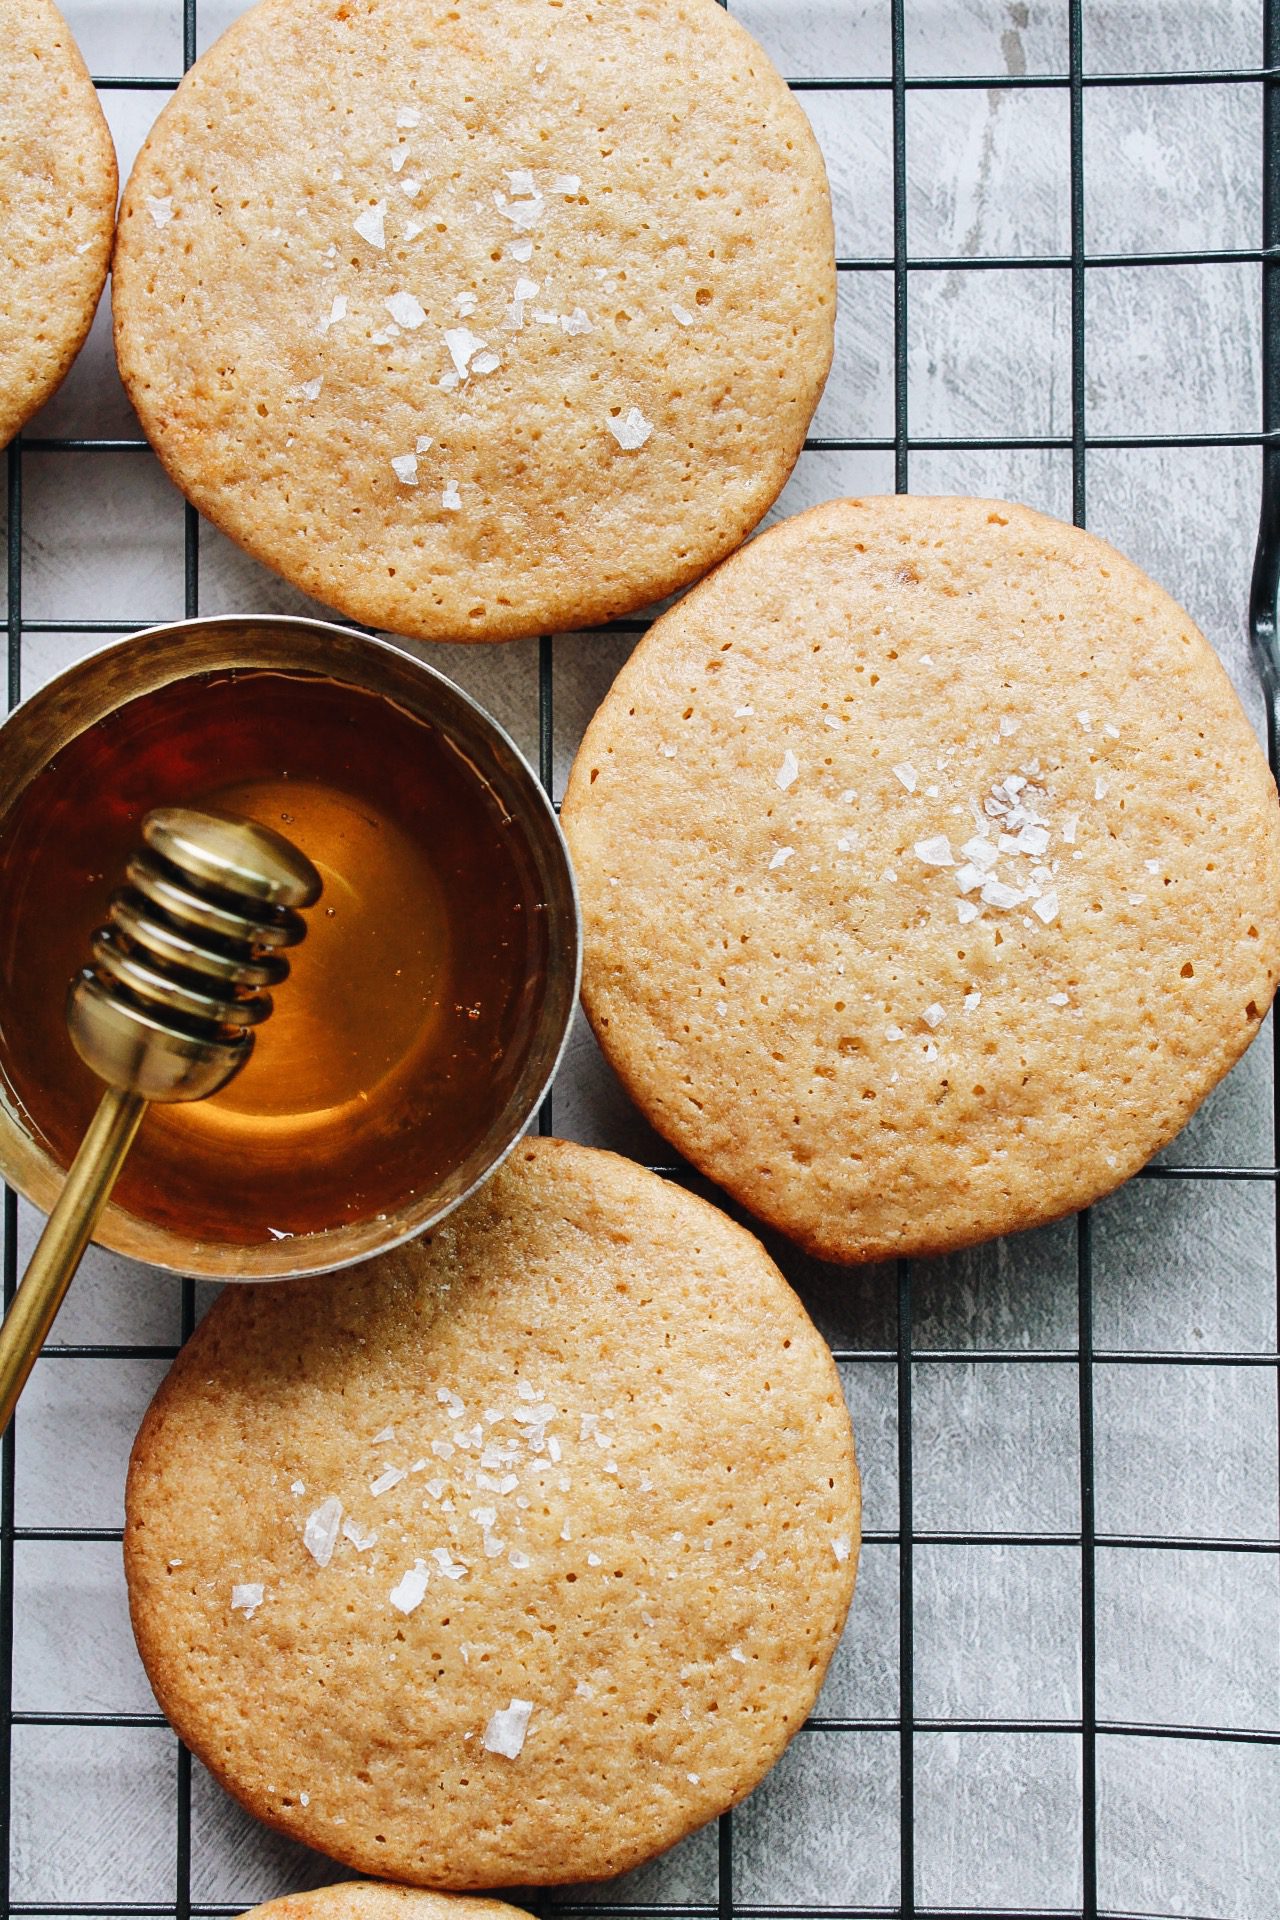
[0, 616, 580, 1281]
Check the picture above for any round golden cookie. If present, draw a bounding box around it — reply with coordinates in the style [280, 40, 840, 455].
[0, 0, 117, 447]
[241, 1891, 525, 1920]
[111, 0, 833, 644]
[125, 1137, 858, 1887]
[561, 496, 1280, 1264]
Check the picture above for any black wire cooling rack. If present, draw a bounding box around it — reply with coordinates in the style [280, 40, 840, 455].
[3, 3, 1279, 1918]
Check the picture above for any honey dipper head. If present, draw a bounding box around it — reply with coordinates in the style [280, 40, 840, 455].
[68, 807, 322, 1103]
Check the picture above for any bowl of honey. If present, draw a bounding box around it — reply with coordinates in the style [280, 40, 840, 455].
[0, 617, 580, 1279]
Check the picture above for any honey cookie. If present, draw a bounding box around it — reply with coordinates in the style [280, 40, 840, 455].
[126, 1137, 858, 1887]
[112, 0, 833, 643]
[241, 1891, 525, 1920]
[0, 0, 117, 447]
[561, 496, 1280, 1263]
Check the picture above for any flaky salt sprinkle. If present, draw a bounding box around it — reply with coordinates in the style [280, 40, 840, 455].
[956, 900, 980, 924]
[607, 406, 653, 450]
[391, 453, 419, 486]
[444, 325, 488, 377]
[498, 193, 545, 230]
[768, 847, 795, 871]
[775, 749, 800, 791]
[964, 991, 982, 1011]
[1048, 991, 1070, 1006]
[416, 434, 434, 453]
[354, 201, 387, 249]
[470, 350, 502, 375]
[370, 1465, 406, 1496]
[386, 291, 426, 330]
[914, 834, 953, 867]
[483, 1698, 533, 1759]
[508, 237, 535, 262]
[1032, 890, 1060, 924]
[885, 1025, 905, 1042]
[1062, 814, 1079, 845]
[290, 1480, 305, 1496]
[980, 875, 1025, 910]
[961, 835, 998, 872]
[292, 376, 323, 402]
[561, 307, 593, 335]
[672, 302, 696, 327]
[318, 294, 348, 334]
[551, 173, 581, 194]
[893, 763, 917, 793]
[145, 195, 174, 228]
[342, 1517, 378, 1552]
[442, 480, 463, 511]
[304, 1496, 342, 1567]
[396, 106, 422, 128]
[389, 1560, 430, 1614]
[832, 1535, 852, 1564]
[922, 1002, 946, 1029]
[231, 1582, 263, 1615]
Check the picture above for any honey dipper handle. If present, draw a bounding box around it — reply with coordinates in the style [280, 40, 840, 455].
[0, 1087, 146, 1434]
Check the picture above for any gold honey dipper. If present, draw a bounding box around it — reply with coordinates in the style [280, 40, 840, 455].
[0, 806, 322, 1431]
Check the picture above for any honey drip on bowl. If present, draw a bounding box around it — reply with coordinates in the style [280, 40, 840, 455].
[0, 670, 548, 1247]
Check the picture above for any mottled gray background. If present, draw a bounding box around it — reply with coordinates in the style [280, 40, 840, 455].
[1, 2, 1278, 1916]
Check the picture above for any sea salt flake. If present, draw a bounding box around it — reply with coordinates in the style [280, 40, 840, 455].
[922, 1002, 946, 1029]
[1048, 991, 1070, 1006]
[442, 480, 463, 511]
[342, 1518, 377, 1552]
[386, 291, 426, 330]
[560, 307, 593, 335]
[400, 178, 422, 199]
[319, 294, 348, 333]
[955, 863, 985, 894]
[956, 900, 980, 924]
[1062, 814, 1079, 845]
[735, 705, 754, 717]
[575, 1679, 593, 1698]
[404, 219, 425, 241]
[914, 834, 954, 867]
[444, 326, 487, 376]
[470, 350, 501, 375]
[396, 106, 422, 128]
[370, 1426, 396, 1445]
[292, 376, 323, 402]
[431, 1438, 455, 1459]
[354, 201, 387, 249]
[893, 763, 917, 793]
[391, 453, 419, 485]
[1095, 776, 1110, 800]
[146, 195, 174, 228]
[389, 1560, 430, 1614]
[768, 847, 795, 870]
[832, 1535, 852, 1564]
[231, 1582, 263, 1614]
[688, 1772, 701, 1784]
[1032, 890, 1060, 924]
[607, 406, 653, 450]
[370, 1466, 406, 1496]
[923, 1039, 939, 1062]
[775, 750, 800, 791]
[432, 1547, 468, 1579]
[981, 876, 1025, 910]
[1076, 710, 1092, 731]
[1128, 892, 1146, 907]
[964, 991, 982, 1011]
[587, 1552, 602, 1566]
[509, 1548, 532, 1569]
[551, 173, 581, 194]
[290, 1481, 305, 1496]
[885, 1025, 905, 1042]
[303, 1496, 343, 1566]
[506, 169, 537, 196]
[508, 237, 535, 262]
[999, 716, 1019, 736]
[532, 307, 559, 325]
[483, 1698, 533, 1758]
[500, 194, 545, 230]
[730, 1646, 747, 1663]
[672, 303, 696, 327]
[1145, 858, 1162, 875]
[1104, 723, 1120, 740]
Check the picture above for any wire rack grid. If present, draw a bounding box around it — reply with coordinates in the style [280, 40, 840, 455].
[2, 1, 1279, 1917]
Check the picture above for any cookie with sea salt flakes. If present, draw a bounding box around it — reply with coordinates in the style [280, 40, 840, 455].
[125, 1137, 858, 1888]
[561, 495, 1280, 1264]
[111, 0, 833, 644]
[0, 0, 117, 447]
[241, 1890, 528, 1920]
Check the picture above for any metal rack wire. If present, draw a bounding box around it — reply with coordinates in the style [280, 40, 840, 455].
[2, 1, 1278, 1916]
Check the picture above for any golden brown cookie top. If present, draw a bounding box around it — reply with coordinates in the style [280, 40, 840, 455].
[242, 1890, 527, 1920]
[0, 0, 117, 448]
[126, 1137, 858, 1888]
[562, 496, 1280, 1263]
[112, 0, 833, 642]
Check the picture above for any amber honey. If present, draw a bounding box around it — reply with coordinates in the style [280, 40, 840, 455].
[0, 669, 548, 1246]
